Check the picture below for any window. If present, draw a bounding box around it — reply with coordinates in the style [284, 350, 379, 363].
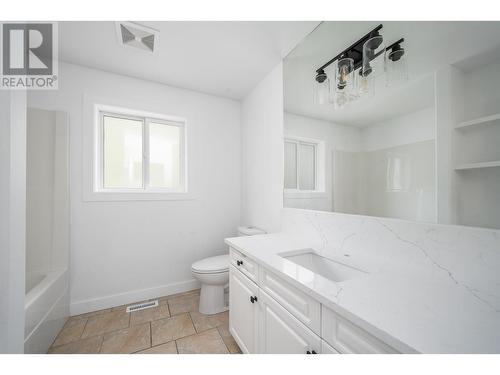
[97, 110, 186, 193]
[284, 137, 322, 192]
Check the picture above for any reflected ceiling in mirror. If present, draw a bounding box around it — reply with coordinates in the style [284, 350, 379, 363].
[283, 21, 500, 227]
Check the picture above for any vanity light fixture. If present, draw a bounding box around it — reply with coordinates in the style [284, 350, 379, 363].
[313, 24, 406, 108]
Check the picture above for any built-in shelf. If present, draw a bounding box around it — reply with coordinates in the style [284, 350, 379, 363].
[454, 160, 500, 171]
[455, 113, 500, 130]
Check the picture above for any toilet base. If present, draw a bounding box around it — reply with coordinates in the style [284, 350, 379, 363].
[199, 284, 228, 315]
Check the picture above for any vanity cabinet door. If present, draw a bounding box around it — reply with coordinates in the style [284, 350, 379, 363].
[258, 289, 321, 354]
[229, 265, 259, 354]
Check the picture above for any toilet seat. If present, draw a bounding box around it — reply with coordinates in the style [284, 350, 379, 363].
[191, 254, 229, 274]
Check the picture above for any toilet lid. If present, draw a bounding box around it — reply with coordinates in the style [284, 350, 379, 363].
[192, 254, 229, 273]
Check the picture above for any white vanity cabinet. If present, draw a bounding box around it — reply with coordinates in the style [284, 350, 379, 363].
[229, 265, 260, 354]
[228, 247, 399, 354]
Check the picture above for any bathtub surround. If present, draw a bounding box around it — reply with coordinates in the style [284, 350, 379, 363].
[26, 109, 70, 281]
[24, 108, 70, 353]
[28, 62, 242, 315]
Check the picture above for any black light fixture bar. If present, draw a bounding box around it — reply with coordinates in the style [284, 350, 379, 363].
[315, 24, 383, 74]
[386, 38, 405, 53]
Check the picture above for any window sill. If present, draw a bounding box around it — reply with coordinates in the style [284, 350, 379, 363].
[83, 190, 196, 202]
[284, 191, 328, 199]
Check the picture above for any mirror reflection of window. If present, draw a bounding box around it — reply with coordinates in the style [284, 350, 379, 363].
[284, 138, 318, 192]
[386, 154, 411, 192]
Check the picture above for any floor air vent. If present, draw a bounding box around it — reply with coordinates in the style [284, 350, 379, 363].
[126, 300, 158, 313]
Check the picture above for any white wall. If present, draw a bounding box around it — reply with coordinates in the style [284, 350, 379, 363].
[0, 91, 26, 353]
[28, 62, 242, 314]
[241, 63, 284, 233]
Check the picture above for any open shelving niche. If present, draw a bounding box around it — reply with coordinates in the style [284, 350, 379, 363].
[448, 48, 500, 229]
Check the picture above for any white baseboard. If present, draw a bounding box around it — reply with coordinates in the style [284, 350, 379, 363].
[70, 278, 200, 316]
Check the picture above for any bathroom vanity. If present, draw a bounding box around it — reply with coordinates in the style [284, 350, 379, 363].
[227, 238, 405, 354]
[225, 211, 500, 354]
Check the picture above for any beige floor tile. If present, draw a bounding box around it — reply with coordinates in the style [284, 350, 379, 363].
[151, 313, 196, 346]
[81, 310, 130, 338]
[48, 335, 103, 354]
[190, 310, 228, 333]
[51, 316, 87, 347]
[217, 323, 242, 354]
[100, 323, 151, 354]
[167, 293, 200, 315]
[130, 304, 170, 326]
[176, 328, 229, 354]
[136, 341, 177, 354]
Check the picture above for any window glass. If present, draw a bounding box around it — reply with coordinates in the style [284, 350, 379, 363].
[149, 122, 181, 189]
[298, 143, 316, 190]
[103, 115, 143, 188]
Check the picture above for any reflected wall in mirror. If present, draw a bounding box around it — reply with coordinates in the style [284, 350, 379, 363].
[284, 21, 500, 228]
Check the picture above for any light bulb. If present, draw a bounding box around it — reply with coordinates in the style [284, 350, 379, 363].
[338, 65, 348, 89]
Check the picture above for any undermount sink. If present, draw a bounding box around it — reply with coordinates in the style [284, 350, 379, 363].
[280, 250, 367, 282]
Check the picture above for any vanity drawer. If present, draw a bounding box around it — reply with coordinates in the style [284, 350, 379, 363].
[322, 306, 398, 354]
[260, 268, 321, 335]
[230, 248, 259, 282]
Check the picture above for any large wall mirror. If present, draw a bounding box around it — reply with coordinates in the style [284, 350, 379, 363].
[283, 22, 500, 229]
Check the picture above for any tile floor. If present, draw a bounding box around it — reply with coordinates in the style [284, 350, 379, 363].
[48, 289, 241, 354]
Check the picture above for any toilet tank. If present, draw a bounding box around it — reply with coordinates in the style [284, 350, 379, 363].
[237, 226, 266, 236]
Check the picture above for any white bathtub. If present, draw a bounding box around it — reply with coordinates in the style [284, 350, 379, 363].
[24, 268, 70, 353]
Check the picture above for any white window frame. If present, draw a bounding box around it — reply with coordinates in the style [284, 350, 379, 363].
[284, 136, 326, 198]
[97, 110, 186, 193]
[84, 100, 192, 201]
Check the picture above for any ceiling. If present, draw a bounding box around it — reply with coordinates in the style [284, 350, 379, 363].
[58, 21, 319, 100]
[284, 21, 500, 126]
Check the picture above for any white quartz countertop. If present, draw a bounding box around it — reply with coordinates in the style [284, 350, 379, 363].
[225, 233, 500, 354]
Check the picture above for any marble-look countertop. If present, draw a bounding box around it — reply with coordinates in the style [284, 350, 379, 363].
[225, 233, 500, 353]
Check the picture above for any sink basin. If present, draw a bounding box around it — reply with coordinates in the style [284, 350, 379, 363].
[280, 250, 367, 282]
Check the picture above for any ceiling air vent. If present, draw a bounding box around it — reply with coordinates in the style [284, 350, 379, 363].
[115, 21, 159, 53]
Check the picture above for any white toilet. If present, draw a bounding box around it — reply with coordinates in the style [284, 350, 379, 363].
[191, 226, 265, 315]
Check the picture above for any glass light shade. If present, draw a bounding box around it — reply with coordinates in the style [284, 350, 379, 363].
[332, 57, 355, 109]
[357, 70, 375, 98]
[362, 35, 386, 78]
[313, 76, 330, 105]
[385, 49, 408, 87]
[335, 57, 355, 93]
